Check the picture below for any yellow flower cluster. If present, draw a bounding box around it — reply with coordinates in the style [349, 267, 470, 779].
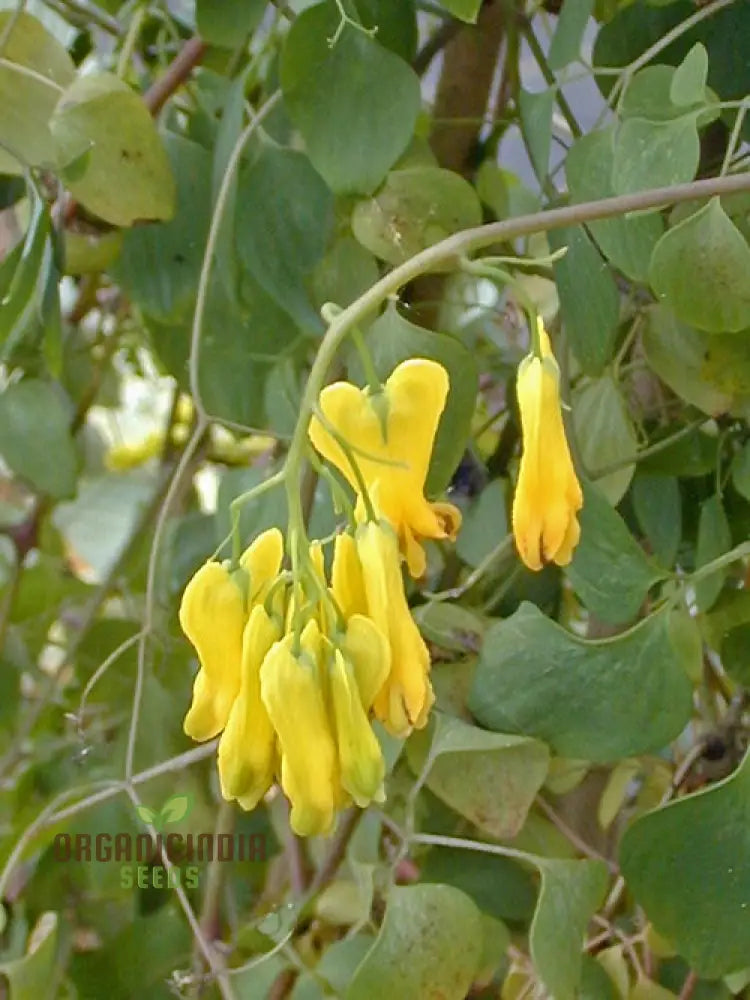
[179, 358, 458, 836]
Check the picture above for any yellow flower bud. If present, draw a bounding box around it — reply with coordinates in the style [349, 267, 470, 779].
[331, 532, 368, 619]
[355, 521, 433, 737]
[105, 431, 165, 471]
[309, 359, 462, 578]
[260, 620, 338, 837]
[239, 527, 284, 602]
[341, 613, 390, 711]
[512, 326, 583, 571]
[330, 649, 385, 807]
[217, 604, 280, 810]
[180, 561, 245, 741]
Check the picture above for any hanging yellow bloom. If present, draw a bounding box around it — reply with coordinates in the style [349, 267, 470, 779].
[180, 528, 284, 741]
[330, 648, 386, 807]
[333, 521, 433, 737]
[180, 561, 246, 741]
[512, 325, 583, 571]
[260, 620, 339, 837]
[217, 604, 280, 810]
[308, 358, 461, 578]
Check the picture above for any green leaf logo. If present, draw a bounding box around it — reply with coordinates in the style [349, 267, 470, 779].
[159, 794, 193, 827]
[136, 805, 157, 827]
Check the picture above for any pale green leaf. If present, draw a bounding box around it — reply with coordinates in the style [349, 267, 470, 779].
[407, 713, 550, 839]
[612, 116, 699, 196]
[347, 885, 484, 1000]
[0, 11, 74, 173]
[351, 166, 482, 265]
[50, 73, 175, 226]
[670, 43, 709, 107]
[649, 198, 750, 334]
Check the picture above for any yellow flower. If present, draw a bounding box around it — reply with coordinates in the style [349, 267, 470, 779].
[180, 528, 284, 741]
[330, 649, 385, 807]
[308, 358, 461, 578]
[217, 604, 280, 810]
[512, 325, 583, 571]
[260, 620, 339, 837]
[336, 521, 433, 737]
[106, 431, 164, 471]
[180, 561, 246, 741]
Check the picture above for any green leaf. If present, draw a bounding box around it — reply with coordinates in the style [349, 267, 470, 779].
[565, 127, 663, 281]
[0, 380, 76, 498]
[550, 226, 620, 373]
[580, 955, 619, 1000]
[347, 884, 484, 1000]
[152, 274, 299, 429]
[439, 0, 482, 22]
[612, 116, 699, 195]
[620, 748, 750, 978]
[195, 0, 265, 47]
[548, 0, 594, 70]
[363, 303, 479, 494]
[621, 65, 710, 122]
[116, 134, 212, 322]
[666, 607, 703, 684]
[530, 859, 609, 1000]
[694, 495, 732, 612]
[455, 479, 508, 568]
[311, 236, 379, 312]
[566, 481, 665, 625]
[0, 181, 54, 359]
[351, 166, 482, 265]
[641, 306, 739, 416]
[631, 474, 682, 568]
[670, 43, 709, 106]
[731, 441, 750, 500]
[407, 714, 550, 839]
[50, 73, 175, 226]
[0, 11, 74, 174]
[0, 912, 58, 1000]
[469, 604, 694, 762]
[280, 3, 420, 194]
[236, 144, 333, 330]
[420, 847, 536, 923]
[649, 198, 750, 334]
[518, 88, 554, 184]
[160, 794, 192, 825]
[574, 375, 638, 504]
[353, 0, 418, 60]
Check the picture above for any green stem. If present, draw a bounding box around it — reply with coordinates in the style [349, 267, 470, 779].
[689, 541, 750, 584]
[117, 4, 146, 78]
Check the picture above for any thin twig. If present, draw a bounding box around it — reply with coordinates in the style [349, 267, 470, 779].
[678, 969, 699, 1000]
[143, 35, 206, 115]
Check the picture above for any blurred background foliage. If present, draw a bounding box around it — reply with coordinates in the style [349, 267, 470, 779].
[0, 0, 749, 997]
